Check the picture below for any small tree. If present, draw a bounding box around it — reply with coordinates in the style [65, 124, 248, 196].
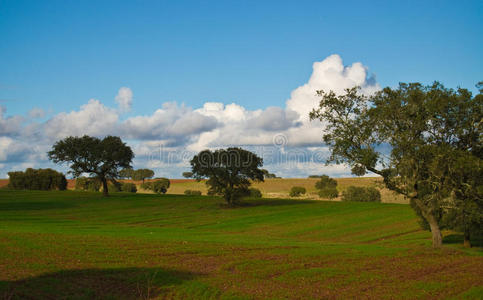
[142, 178, 170, 194]
[119, 168, 134, 179]
[290, 186, 306, 197]
[315, 175, 338, 199]
[190, 147, 264, 205]
[48, 135, 134, 196]
[132, 169, 155, 183]
[182, 172, 193, 178]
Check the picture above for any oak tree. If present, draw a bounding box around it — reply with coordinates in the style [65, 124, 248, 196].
[48, 135, 134, 196]
[190, 148, 264, 205]
[310, 83, 482, 247]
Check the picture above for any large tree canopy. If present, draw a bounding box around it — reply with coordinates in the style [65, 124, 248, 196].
[190, 147, 264, 205]
[310, 82, 482, 247]
[48, 135, 134, 196]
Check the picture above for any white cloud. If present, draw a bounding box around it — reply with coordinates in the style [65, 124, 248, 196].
[43, 99, 119, 140]
[247, 107, 300, 131]
[115, 87, 133, 112]
[28, 108, 45, 119]
[122, 102, 218, 142]
[286, 54, 379, 122]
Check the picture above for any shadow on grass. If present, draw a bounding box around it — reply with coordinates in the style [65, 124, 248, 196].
[0, 201, 76, 211]
[0, 267, 198, 299]
[443, 233, 483, 247]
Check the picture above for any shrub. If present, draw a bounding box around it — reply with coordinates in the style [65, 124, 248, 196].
[8, 168, 67, 191]
[315, 175, 337, 190]
[342, 186, 381, 202]
[140, 182, 152, 190]
[121, 182, 137, 193]
[107, 182, 122, 192]
[290, 186, 306, 197]
[318, 187, 339, 199]
[75, 177, 101, 191]
[142, 178, 170, 194]
[248, 188, 262, 198]
[184, 189, 202, 196]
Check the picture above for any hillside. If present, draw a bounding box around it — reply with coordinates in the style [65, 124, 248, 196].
[0, 177, 407, 203]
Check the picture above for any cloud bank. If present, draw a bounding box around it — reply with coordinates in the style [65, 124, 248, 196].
[0, 55, 379, 178]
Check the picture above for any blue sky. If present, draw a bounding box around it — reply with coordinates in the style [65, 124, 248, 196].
[0, 0, 482, 178]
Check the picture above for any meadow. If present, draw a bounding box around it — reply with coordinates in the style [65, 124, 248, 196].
[0, 189, 482, 299]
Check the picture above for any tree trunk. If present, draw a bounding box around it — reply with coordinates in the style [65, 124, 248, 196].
[463, 228, 471, 248]
[413, 198, 442, 248]
[427, 215, 443, 248]
[101, 177, 109, 197]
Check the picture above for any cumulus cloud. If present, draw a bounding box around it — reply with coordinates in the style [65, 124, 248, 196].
[0, 54, 381, 178]
[247, 107, 300, 131]
[43, 99, 119, 140]
[286, 54, 379, 122]
[123, 102, 219, 143]
[115, 87, 133, 112]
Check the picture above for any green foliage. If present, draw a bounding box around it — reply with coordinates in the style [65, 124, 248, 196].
[184, 189, 202, 196]
[190, 147, 264, 205]
[119, 168, 134, 179]
[318, 188, 339, 199]
[7, 168, 67, 191]
[142, 178, 170, 194]
[315, 175, 337, 190]
[437, 151, 483, 246]
[248, 188, 262, 198]
[310, 82, 482, 247]
[182, 172, 193, 178]
[121, 182, 137, 193]
[75, 177, 101, 192]
[261, 169, 277, 179]
[48, 135, 134, 196]
[342, 186, 381, 202]
[108, 181, 122, 192]
[314, 175, 338, 199]
[289, 186, 306, 197]
[308, 175, 323, 178]
[132, 169, 155, 182]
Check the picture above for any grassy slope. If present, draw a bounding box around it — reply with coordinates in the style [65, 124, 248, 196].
[166, 178, 408, 203]
[0, 190, 481, 299]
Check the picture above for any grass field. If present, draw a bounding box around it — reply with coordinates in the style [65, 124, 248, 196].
[0, 190, 482, 299]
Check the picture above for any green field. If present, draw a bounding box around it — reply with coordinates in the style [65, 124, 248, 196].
[0, 190, 482, 299]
